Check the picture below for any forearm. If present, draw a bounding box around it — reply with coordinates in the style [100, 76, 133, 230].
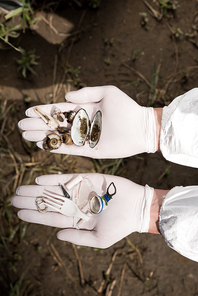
[148, 188, 169, 234]
[153, 108, 163, 151]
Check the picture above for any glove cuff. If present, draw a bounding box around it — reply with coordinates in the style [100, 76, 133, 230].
[139, 185, 154, 233]
[144, 107, 157, 153]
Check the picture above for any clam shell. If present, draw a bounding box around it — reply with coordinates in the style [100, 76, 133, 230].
[71, 108, 89, 146]
[89, 110, 102, 148]
[43, 133, 62, 150]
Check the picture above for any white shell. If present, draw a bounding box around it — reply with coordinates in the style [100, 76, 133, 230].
[51, 107, 65, 122]
[89, 110, 102, 148]
[34, 107, 59, 130]
[71, 109, 89, 146]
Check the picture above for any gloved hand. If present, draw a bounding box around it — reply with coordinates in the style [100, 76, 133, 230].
[18, 86, 157, 158]
[11, 173, 155, 248]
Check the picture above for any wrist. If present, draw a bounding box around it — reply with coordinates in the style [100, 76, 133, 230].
[148, 189, 169, 234]
[153, 108, 163, 151]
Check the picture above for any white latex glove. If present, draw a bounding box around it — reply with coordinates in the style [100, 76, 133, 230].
[18, 86, 157, 158]
[11, 173, 154, 248]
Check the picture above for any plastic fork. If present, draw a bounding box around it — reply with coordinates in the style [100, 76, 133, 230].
[42, 189, 90, 221]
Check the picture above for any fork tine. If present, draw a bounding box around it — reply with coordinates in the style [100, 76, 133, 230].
[44, 189, 65, 202]
[43, 200, 61, 212]
[43, 197, 62, 210]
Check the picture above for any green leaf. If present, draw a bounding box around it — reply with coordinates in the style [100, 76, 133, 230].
[5, 7, 24, 20]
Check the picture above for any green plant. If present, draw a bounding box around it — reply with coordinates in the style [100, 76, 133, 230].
[5, 0, 39, 32]
[65, 65, 81, 86]
[173, 27, 183, 38]
[15, 47, 39, 78]
[0, 23, 21, 43]
[158, 0, 179, 16]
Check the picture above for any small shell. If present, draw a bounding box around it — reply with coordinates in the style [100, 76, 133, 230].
[34, 107, 59, 130]
[51, 107, 65, 122]
[89, 110, 102, 148]
[61, 134, 73, 145]
[71, 109, 89, 146]
[43, 133, 62, 150]
[63, 111, 76, 124]
[57, 126, 70, 134]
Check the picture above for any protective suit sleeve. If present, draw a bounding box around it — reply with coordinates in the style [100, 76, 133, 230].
[160, 88, 198, 168]
[159, 185, 198, 262]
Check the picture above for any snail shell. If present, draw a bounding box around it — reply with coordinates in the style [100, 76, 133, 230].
[61, 134, 73, 145]
[43, 133, 62, 150]
[63, 111, 76, 124]
[51, 107, 65, 122]
[71, 108, 90, 146]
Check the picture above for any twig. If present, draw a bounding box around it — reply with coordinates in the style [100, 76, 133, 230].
[122, 63, 151, 88]
[8, 149, 19, 192]
[98, 250, 118, 293]
[49, 243, 76, 283]
[158, 164, 171, 181]
[117, 263, 126, 296]
[67, 9, 87, 64]
[105, 278, 117, 296]
[143, 0, 163, 20]
[37, 12, 70, 37]
[72, 244, 85, 286]
[125, 237, 143, 264]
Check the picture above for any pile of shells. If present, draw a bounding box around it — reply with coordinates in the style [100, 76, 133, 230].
[34, 107, 102, 151]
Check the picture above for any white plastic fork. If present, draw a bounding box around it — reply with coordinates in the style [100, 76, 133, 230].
[42, 189, 90, 221]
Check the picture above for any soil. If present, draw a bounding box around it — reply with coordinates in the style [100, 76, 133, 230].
[1, 0, 198, 295]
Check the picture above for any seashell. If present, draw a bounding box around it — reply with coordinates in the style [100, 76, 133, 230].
[89, 110, 102, 148]
[61, 134, 73, 145]
[51, 107, 65, 122]
[63, 111, 76, 124]
[57, 126, 70, 134]
[34, 107, 59, 130]
[71, 108, 90, 146]
[43, 133, 62, 150]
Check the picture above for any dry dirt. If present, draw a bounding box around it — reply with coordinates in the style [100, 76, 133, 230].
[1, 0, 198, 295]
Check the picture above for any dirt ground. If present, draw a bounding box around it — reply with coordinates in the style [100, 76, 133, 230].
[2, 0, 198, 295]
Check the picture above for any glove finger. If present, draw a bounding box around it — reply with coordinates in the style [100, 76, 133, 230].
[18, 209, 74, 228]
[35, 173, 108, 187]
[18, 118, 61, 131]
[65, 86, 107, 103]
[57, 228, 99, 247]
[16, 185, 62, 197]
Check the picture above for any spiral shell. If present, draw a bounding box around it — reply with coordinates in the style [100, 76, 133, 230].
[43, 133, 62, 150]
[61, 134, 73, 145]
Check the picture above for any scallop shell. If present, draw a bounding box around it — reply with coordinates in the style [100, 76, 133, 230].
[43, 133, 62, 150]
[71, 109, 89, 146]
[89, 110, 102, 148]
